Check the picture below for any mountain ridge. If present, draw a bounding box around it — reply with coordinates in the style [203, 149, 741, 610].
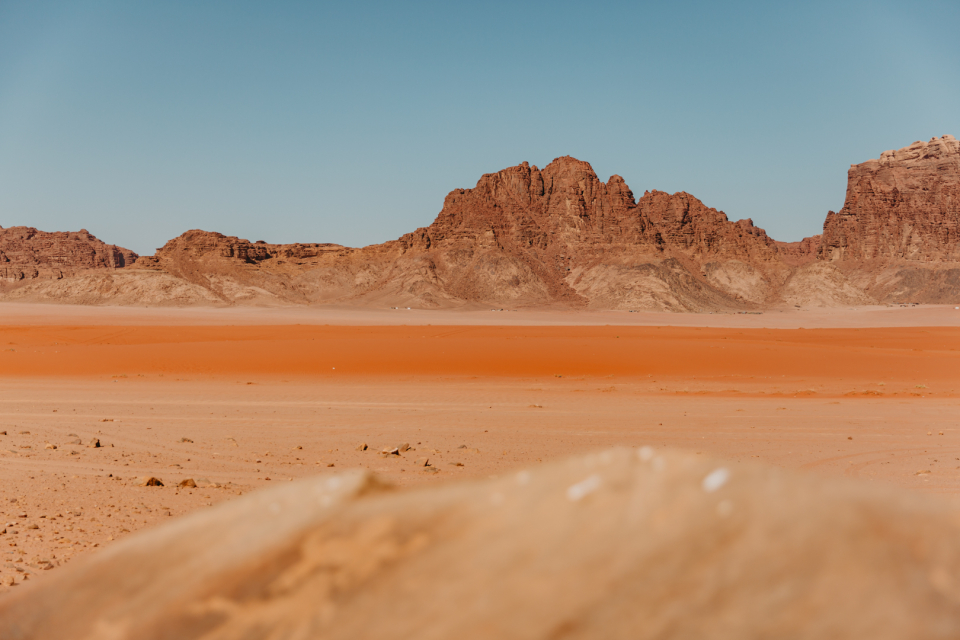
[3, 136, 958, 309]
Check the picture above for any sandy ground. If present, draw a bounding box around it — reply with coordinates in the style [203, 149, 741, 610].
[0, 301, 958, 328]
[1, 303, 959, 593]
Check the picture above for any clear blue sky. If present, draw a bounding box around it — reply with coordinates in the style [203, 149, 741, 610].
[1, 1, 957, 254]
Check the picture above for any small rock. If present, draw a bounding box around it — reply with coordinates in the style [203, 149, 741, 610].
[356, 443, 368, 451]
[294, 445, 302, 450]
[178, 479, 197, 488]
[19, 431, 29, 435]
[450, 462, 464, 467]
[0, 431, 6, 436]
[139, 477, 164, 487]
[88, 438, 101, 448]
[179, 437, 193, 443]
[44, 443, 56, 450]
[27, 524, 38, 530]
[424, 467, 439, 474]
[327, 463, 335, 467]
[414, 457, 430, 467]
[398, 443, 411, 452]
[67, 438, 81, 445]
[4, 576, 13, 586]
[458, 444, 467, 449]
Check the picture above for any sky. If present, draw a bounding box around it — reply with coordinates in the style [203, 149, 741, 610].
[1, 1, 958, 255]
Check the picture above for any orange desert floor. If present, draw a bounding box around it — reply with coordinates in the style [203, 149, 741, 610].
[1, 305, 959, 592]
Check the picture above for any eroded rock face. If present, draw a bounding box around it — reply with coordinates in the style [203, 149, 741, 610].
[819, 135, 960, 263]
[4, 449, 960, 639]
[115, 158, 785, 311]
[0, 227, 138, 285]
[388, 157, 786, 309]
[6, 137, 960, 309]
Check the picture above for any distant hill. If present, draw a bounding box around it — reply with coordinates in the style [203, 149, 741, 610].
[3, 135, 958, 309]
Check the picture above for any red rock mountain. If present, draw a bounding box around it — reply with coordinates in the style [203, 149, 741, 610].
[814, 135, 960, 303]
[0, 226, 137, 286]
[3, 136, 959, 308]
[820, 135, 960, 262]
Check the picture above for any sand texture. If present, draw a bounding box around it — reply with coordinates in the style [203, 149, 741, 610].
[5, 449, 960, 639]
[0, 303, 959, 637]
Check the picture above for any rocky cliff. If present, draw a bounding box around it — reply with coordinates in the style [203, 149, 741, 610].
[819, 135, 960, 262]
[0, 226, 137, 287]
[4, 137, 959, 309]
[812, 135, 960, 303]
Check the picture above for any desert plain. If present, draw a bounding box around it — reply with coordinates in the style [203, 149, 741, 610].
[2, 301, 959, 594]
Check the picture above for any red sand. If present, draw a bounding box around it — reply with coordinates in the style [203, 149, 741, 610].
[2, 324, 958, 394]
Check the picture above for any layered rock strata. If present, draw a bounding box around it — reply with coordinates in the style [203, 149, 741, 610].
[820, 135, 960, 263]
[0, 227, 137, 285]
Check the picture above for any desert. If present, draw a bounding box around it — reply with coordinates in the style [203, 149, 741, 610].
[2, 137, 960, 636]
[3, 4, 960, 633]
[1, 299, 960, 635]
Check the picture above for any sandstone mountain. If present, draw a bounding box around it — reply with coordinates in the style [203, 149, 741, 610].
[817, 135, 960, 303]
[0, 227, 137, 285]
[3, 136, 958, 309]
[5, 449, 960, 639]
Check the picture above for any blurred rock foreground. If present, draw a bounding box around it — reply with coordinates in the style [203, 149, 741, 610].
[3, 448, 960, 639]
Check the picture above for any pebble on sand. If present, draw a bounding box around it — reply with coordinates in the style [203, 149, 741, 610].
[139, 477, 164, 487]
[356, 443, 368, 451]
[179, 479, 197, 488]
[88, 438, 101, 448]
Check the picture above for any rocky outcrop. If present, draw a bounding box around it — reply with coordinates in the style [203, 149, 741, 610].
[775, 236, 820, 266]
[0, 226, 137, 286]
[807, 135, 960, 303]
[383, 157, 787, 310]
[6, 449, 960, 639]
[819, 135, 960, 263]
[110, 158, 786, 311]
[5, 136, 960, 309]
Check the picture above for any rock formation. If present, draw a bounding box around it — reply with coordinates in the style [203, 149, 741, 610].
[3, 135, 959, 309]
[819, 135, 960, 263]
[809, 135, 960, 303]
[4, 449, 960, 639]
[0, 227, 137, 286]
